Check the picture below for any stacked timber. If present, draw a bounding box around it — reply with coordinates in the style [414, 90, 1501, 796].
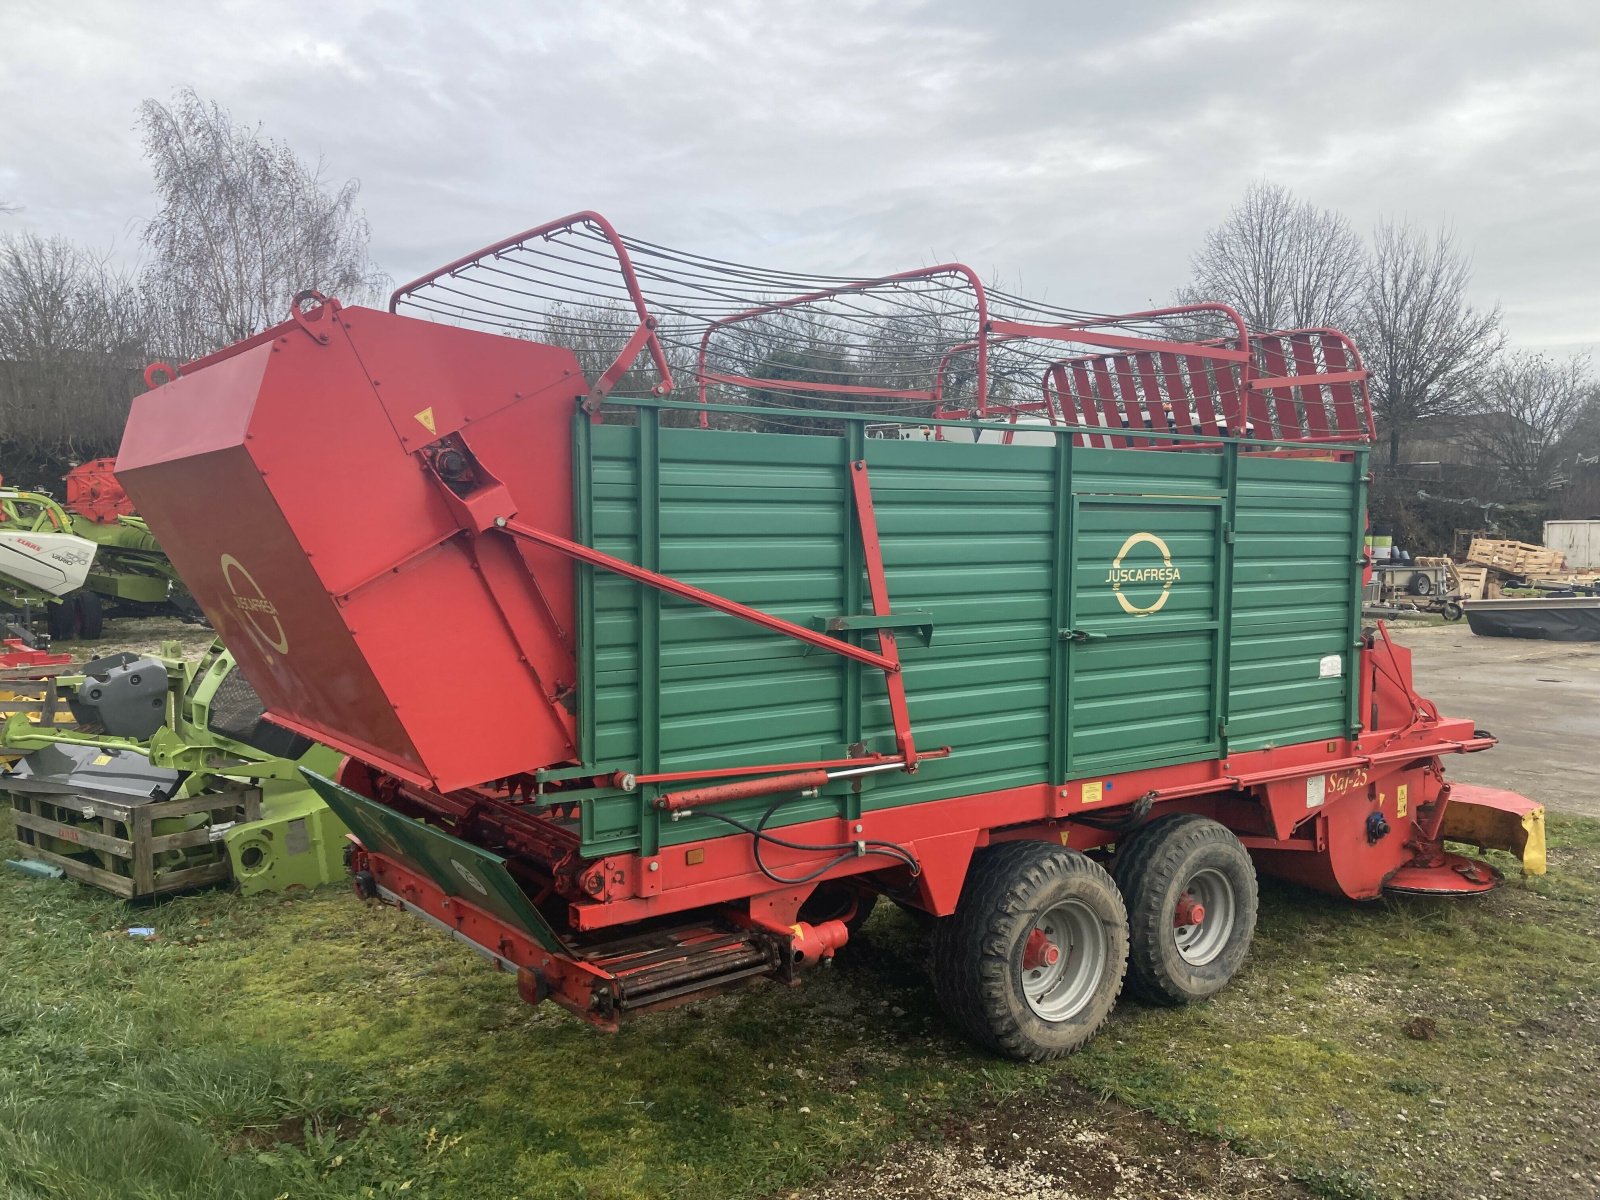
[1457, 538, 1599, 599]
[1466, 538, 1567, 576]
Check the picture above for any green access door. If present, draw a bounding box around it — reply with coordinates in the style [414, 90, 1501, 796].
[1064, 496, 1226, 777]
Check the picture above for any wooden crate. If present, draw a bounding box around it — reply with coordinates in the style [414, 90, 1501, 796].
[9, 783, 261, 899]
[1454, 564, 1490, 600]
[1466, 538, 1567, 575]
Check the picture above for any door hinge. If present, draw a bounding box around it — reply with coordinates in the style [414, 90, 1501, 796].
[1222, 523, 1235, 544]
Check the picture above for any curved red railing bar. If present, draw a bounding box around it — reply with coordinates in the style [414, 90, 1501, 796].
[694, 263, 990, 428]
[389, 210, 674, 405]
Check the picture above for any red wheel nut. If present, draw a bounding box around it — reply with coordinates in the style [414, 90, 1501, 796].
[1173, 895, 1205, 926]
[1023, 928, 1060, 970]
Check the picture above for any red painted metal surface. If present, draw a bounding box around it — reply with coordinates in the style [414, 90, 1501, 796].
[848, 459, 917, 767]
[62, 458, 136, 525]
[388, 211, 674, 406]
[0, 638, 71, 670]
[117, 299, 583, 792]
[496, 516, 898, 673]
[1041, 325, 1374, 451]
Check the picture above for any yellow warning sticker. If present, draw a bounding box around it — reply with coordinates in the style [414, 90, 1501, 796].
[1058, 829, 1071, 846]
[414, 406, 437, 434]
[1082, 781, 1103, 805]
[1396, 784, 1408, 819]
[92, 754, 112, 766]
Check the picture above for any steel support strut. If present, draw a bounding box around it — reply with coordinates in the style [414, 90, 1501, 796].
[850, 460, 918, 767]
[492, 516, 897, 672]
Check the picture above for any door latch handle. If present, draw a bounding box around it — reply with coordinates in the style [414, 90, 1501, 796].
[1059, 628, 1107, 643]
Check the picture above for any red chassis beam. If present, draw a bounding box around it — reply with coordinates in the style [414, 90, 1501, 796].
[341, 712, 1499, 1031]
[564, 714, 1490, 931]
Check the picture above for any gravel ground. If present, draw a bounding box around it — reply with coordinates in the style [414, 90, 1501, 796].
[798, 1077, 1314, 1199]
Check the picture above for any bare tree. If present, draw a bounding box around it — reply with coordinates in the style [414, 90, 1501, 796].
[1178, 180, 1366, 332]
[138, 88, 385, 360]
[1464, 352, 1593, 496]
[1361, 220, 1504, 465]
[0, 232, 149, 481]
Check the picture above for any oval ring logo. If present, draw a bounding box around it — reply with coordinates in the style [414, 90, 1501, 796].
[220, 553, 289, 657]
[1106, 532, 1181, 616]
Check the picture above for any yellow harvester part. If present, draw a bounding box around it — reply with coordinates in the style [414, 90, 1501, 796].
[1442, 783, 1547, 875]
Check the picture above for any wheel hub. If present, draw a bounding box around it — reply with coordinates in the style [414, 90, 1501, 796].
[1020, 898, 1107, 1022]
[1171, 868, 1235, 966]
[1172, 894, 1205, 926]
[1022, 927, 1061, 970]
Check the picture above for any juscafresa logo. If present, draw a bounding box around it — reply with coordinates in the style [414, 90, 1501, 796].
[220, 553, 290, 657]
[1106, 532, 1180, 615]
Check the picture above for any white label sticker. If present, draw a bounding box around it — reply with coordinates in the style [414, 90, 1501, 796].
[1318, 654, 1343, 679]
[1306, 775, 1327, 809]
[207, 822, 235, 842]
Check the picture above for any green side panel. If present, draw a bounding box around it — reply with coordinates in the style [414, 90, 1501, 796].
[302, 770, 565, 952]
[1066, 494, 1224, 775]
[578, 424, 1363, 858]
[1226, 454, 1361, 751]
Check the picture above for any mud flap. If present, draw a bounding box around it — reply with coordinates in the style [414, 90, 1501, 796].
[301, 769, 568, 952]
[1441, 783, 1546, 876]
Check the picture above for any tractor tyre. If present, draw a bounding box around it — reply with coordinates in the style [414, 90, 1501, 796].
[75, 591, 105, 640]
[931, 841, 1127, 1062]
[46, 598, 78, 641]
[1114, 814, 1257, 1006]
[799, 881, 878, 939]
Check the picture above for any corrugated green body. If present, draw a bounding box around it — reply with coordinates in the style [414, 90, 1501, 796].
[576, 411, 1364, 858]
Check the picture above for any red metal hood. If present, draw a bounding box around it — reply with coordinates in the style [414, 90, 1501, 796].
[117, 300, 583, 791]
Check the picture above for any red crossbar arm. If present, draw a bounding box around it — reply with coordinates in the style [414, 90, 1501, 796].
[492, 516, 897, 672]
[850, 460, 918, 768]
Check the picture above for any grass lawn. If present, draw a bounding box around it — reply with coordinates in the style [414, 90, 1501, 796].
[0, 803, 1596, 1200]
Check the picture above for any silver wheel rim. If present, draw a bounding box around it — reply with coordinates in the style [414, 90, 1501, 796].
[1173, 867, 1235, 966]
[1020, 898, 1107, 1021]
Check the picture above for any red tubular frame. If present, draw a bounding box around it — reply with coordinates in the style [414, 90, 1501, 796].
[694, 263, 990, 427]
[1039, 319, 1375, 451]
[494, 516, 898, 673]
[388, 211, 675, 406]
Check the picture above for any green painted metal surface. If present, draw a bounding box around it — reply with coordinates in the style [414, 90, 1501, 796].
[575, 413, 1365, 858]
[303, 770, 566, 951]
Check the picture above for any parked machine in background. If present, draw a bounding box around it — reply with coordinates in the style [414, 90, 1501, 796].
[0, 485, 100, 639]
[115, 212, 1545, 1060]
[0, 461, 196, 641]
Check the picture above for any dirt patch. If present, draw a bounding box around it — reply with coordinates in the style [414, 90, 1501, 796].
[795, 1078, 1312, 1199]
[225, 1106, 392, 1153]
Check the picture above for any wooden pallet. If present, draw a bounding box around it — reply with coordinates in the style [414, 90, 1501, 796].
[9, 784, 260, 899]
[1454, 564, 1491, 600]
[1466, 538, 1567, 575]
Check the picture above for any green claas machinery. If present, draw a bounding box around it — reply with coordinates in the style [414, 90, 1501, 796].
[113, 212, 1544, 1060]
[2, 638, 347, 896]
[0, 459, 196, 641]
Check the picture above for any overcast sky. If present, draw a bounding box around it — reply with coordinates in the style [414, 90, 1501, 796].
[2, 0, 1595, 356]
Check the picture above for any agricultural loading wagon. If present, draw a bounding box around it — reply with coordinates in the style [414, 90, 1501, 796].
[114, 214, 1544, 1060]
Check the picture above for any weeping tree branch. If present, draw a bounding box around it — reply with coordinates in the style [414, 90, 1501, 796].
[137, 87, 386, 362]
